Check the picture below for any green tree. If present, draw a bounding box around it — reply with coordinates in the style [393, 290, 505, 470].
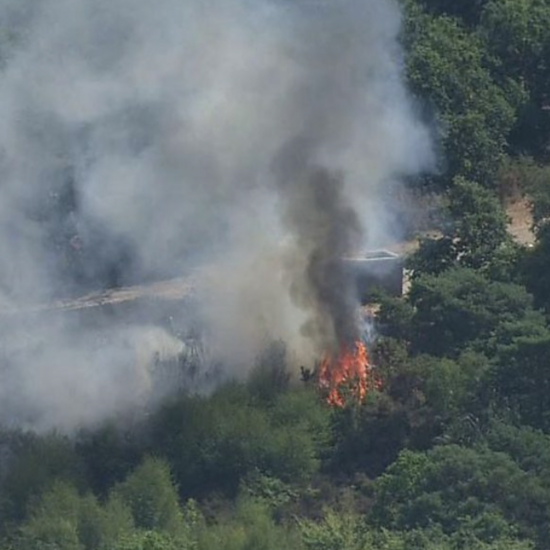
[480, 0, 550, 102]
[329, 391, 420, 478]
[447, 178, 510, 269]
[299, 509, 369, 550]
[479, 0, 550, 155]
[150, 385, 328, 498]
[376, 296, 415, 342]
[111, 531, 195, 550]
[75, 423, 143, 497]
[17, 482, 83, 550]
[407, 267, 543, 357]
[414, 0, 490, 26]
[1, 433, 85, 526]
[13, 481, 134, 550]
[247, 340, 290, 404]
[522, 224, 550, 311]
[372, 445, 549, 544]
[486, 422, 550, 485]
[403, 9, 523, 186]
[199, 497, 302, 550]
[409, 178, 511, 276]
[493, 333, 550, 431]
[112, 457, 184, 536]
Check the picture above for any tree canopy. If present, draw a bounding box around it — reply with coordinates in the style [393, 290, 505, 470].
[2, 0, 550, 549]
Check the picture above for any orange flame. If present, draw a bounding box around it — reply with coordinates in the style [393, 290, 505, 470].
[318, 340, 379, 407]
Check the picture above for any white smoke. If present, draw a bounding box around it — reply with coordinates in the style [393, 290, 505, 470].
[0, 0, 433, 431]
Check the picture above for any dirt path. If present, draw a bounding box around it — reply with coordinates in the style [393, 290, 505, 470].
[506, 197, 535, 246]
[386, 197, 535, 258]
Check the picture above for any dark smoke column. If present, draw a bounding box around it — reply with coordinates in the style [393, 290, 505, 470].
[274, 139, 363, 355]
[267, 0, 384, 359]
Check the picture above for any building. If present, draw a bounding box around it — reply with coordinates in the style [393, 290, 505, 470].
[344, 249, 404, 301]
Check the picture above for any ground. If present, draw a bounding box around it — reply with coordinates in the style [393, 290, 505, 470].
[0, 198, 536, 314]
[506, 196, 535, 246]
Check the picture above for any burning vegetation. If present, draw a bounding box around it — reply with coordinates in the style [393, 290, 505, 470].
[318, 339, 379, 407]
[274, 164, 380, 407]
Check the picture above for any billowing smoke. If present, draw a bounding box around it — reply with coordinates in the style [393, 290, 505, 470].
[0, 0, 433, 431]
[278, 162, 363, 352]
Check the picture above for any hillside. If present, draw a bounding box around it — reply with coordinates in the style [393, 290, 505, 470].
[1, 1, 550, 550]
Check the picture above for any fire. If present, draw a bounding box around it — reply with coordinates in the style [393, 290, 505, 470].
[318, 340, 379, 407]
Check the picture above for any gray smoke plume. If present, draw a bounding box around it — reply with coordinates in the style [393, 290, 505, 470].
[0, 0, 433, 431]
[277, 159, 363, 352]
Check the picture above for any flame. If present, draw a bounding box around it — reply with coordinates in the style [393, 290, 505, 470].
[318, 340, 379, 407]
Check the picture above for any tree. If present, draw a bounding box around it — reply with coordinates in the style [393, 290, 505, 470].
[376, 296, 415, 342]
[247, 340, 290, 404]
[407, 268, 543, 357]
[479, 0, 550, 156]
[406, 354, 481, 418]
[199, 497, 302, 550]
[112, 457, 184, 536]
[329, 391, 417, 478]
[0, 432, 85, 526]
[413, 0, 490, 26]
[14, 481, 134, 550]
[403, 8, 523, 186]
[299, 508, 371, 550]
[493, 333, 550, 432]
[78, 495, 135, 550]
[110, 531, 189, 550]
[486, 422, 550, 485]
[75, 423, 143, 497]
[408, 178, 511, 277]
[149, 386, 328, 498]
[447, 178, 510, 269]
[480, 0, 550, 103]
[372, 445, 549, 545]
[522, 224, 550, 311]
[17, 482, 83, 550]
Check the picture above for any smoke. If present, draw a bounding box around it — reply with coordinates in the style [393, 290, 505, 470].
[0, 0, 433, 431]
[0, 319, 186, 432]
[278, 163, 363, 351]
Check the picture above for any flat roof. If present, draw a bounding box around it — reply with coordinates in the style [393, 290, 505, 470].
[343, 249, 401, 261]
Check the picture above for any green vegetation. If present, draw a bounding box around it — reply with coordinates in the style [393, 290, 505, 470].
[3, 1, 550, 549]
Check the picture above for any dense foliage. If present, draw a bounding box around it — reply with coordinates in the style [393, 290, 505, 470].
[3, 0, 550, 549]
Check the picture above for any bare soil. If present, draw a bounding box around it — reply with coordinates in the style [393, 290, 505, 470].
[506, 197, 535, 246]
[387, 196, 535, 257]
